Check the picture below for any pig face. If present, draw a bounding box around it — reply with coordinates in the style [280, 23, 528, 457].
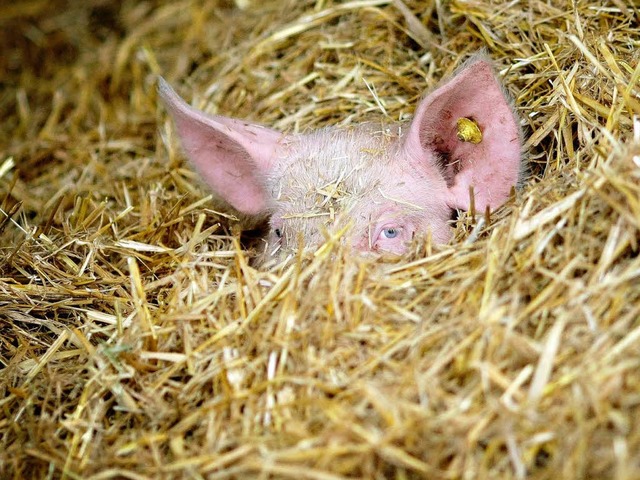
[159, 54, 523, 261]
[262, 125, 454, 256]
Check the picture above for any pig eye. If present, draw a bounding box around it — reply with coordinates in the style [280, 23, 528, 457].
[382, 227, 399, 239]
[372, 224, 410, 254]
[274, 228, 283, 238]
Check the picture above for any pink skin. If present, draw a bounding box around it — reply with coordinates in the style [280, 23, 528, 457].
[159, 53, 523, 261]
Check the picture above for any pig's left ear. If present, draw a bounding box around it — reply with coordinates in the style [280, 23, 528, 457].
[405, 56, 522, 212]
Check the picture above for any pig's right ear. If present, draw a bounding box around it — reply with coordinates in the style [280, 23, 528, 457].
[158, 77, 285, 215]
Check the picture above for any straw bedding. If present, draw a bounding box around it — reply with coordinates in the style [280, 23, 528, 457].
[1, 0, 639, 478]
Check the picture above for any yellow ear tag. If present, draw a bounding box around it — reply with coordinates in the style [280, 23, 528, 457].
[456, 117, 482, 144]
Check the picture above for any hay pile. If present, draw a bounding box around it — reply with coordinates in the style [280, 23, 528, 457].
[1, 0, 639, 478]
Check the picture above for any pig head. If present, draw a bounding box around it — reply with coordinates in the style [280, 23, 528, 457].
[159, 54, 523, 260]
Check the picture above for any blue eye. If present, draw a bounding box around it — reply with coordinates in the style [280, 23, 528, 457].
[382, 227, 398, 239]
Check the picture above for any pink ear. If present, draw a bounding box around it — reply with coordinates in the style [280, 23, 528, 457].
[405, 55, 522, 212]
[158, 77, 285, 215]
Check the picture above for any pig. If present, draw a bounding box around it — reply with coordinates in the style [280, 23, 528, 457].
[158, 53, 523, 262]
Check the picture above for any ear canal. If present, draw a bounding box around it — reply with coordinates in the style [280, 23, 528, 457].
[405, 54, 523, 212]
[158, 77, 286, 215]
